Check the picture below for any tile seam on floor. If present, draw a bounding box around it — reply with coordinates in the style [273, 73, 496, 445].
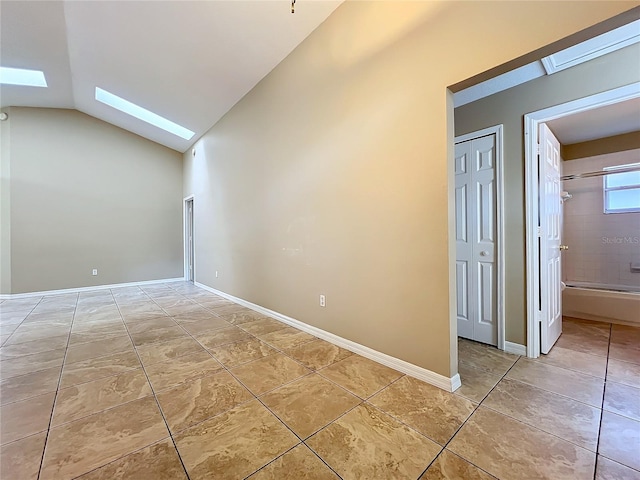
[594, 321, 614, 480]
[415, 350, 522, 479]
[0, 296, 49, 346]
[36, 292, 80, 480]
[111, 287, 193, 480]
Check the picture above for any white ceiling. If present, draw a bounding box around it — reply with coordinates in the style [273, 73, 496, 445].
[546, 97, 640, 145]
[0, 0, 342, 152]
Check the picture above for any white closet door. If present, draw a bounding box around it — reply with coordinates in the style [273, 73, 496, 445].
[455, 134, 497, 346]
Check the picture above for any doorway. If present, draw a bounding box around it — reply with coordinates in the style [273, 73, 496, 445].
[454, 125, 505, 349]
[524, 82, 640, 358]
[184, 196, 194, 282]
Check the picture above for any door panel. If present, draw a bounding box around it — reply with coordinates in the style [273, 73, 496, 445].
[539, 123, 563, 354]
[455, 134, 497, 346]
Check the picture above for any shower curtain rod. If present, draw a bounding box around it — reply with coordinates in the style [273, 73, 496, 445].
[561, 165, 640, 181]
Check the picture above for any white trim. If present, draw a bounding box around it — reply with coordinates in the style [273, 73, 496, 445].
[195, 281, 461, 392]
[524, 82, 640, 359]
[0, 277, 185, 299]
[454, 124, 506, 352]
[504, 341, 527, 356]
[183, 195, 195, 282]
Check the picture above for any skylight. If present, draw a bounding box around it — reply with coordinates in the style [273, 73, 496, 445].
[0, 67, 48, 87]
[95, 87, 195, 140]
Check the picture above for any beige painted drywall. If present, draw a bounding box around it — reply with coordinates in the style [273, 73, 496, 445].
[0, 108, 11, 294]
[184, 1, 637, 377]
[564, 131, 640, 160]
[455, 43, 640, 345]
[5, 107, 184, 294]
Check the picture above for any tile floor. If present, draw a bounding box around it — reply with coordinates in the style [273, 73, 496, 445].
[1, 283, 639, 479]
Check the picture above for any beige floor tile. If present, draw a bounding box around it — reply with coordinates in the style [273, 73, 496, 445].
[595, 456, 640, 480]
[65, 334, 134, 364]
[208, 338, 276, 367]
[126, 316, 178, 334]
[206, 304, 249, 317]
[0, 323, 19, 336]
[419, 449, 495, 480]
[599, 411, 640, 470]
[261, 374, 360, 438]
[307, 403, 441, 480]
[0, 348, 66, 379]
[195, 298, 236, 309]
[53, 368, 152, 426]
[174, 399, 298, 480]
[156, 370, 253, 433]
[0, 365, 61, 405]
[176, 316, 231, 335]
[610, 325, 640, 365]
[457, 340, 518, 375]
[220, 310, 269, 325]
[5, 325, 71, 345]
[607, 359, 640, 388]
[75, 438, 188, 479]
[239, 317, 289, 336]
[0, 431, 47, 480]
[231, 353, 310, 395]
[319, 355, 403, 399]
[247, 444, 339, 479]
[258, 327, 316, 350]
[285, 339, 353, 371]
[60, 350, 141, 388]
[0, 334, 10, 346]
[604, 382, 640, 421]
[0, 392, 55, 445]
[506, 358, 604, 407]
[162, 302, 209, 317]
[144, 350, 222, 391]
[173, 309, 223, 322]
[556, 333, 610, 358]
[483, 378, 601, 451]
[40, 396, 169, 479]
[370, 376, 475, 445]
[129, 324, 189, 347]
[69, 326, 128, 345]
[448, 407, 595, 480]
[136, 336, 204, 367]
[455, 362, 502, 403]
[194, 326, 253, 349]
[535, 345, 607, 378]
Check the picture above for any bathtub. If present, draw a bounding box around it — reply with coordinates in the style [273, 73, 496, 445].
[563, 282, 640, 326]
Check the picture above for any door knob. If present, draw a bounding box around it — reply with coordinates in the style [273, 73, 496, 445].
[480, 251, 489, 256]
[559, 245, 569, 251]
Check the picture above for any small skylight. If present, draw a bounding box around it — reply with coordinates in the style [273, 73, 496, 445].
[0, 66, 48, 87]
[95, 87, 195, 140]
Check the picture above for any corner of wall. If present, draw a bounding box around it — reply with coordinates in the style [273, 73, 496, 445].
[0, 106, 11, 294]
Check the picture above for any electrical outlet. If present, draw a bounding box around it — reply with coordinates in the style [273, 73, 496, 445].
[319, 294, 326, 307]
[92, 269, 98, 276]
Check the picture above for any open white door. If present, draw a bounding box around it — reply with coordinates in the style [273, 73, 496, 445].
[539, 123, 563, 354]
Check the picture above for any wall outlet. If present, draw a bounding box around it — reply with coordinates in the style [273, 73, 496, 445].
[319, 294, 326, 307]
[92, 269, 98, 276]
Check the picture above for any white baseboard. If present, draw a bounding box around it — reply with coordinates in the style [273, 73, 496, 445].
[504, 341, 527, 356]
[0, 277, 185, 300]
[195, 281, 461, 392]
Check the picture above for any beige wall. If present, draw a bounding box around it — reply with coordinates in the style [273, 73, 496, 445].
[0, 109, 11, 294]
[455, 43, 640, 345]
[184, 1, 637, 377]
[564, 131, 640, 160]
[4, 107, 184, 294]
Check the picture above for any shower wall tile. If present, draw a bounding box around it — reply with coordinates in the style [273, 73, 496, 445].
[562, 150, 640, 290]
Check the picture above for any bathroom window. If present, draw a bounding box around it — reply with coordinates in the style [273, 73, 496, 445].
[604, 163, 640, 214]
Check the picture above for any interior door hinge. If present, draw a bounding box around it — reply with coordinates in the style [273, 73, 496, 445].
[537, 226, 542, 237]
[537, 311, 543, 323]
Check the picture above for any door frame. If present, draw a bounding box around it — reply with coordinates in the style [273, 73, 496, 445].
[524, 81, 640, 358]
[454, 124, 506, 351]
[183, 195, 195, 282]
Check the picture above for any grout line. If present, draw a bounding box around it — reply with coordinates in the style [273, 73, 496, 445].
[593, 322, 614, 480]
[110, 287, 193, 480]
[35, 292, 80, 480]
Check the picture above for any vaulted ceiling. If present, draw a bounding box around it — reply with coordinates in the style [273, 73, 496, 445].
[0, 1, 342, 152]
